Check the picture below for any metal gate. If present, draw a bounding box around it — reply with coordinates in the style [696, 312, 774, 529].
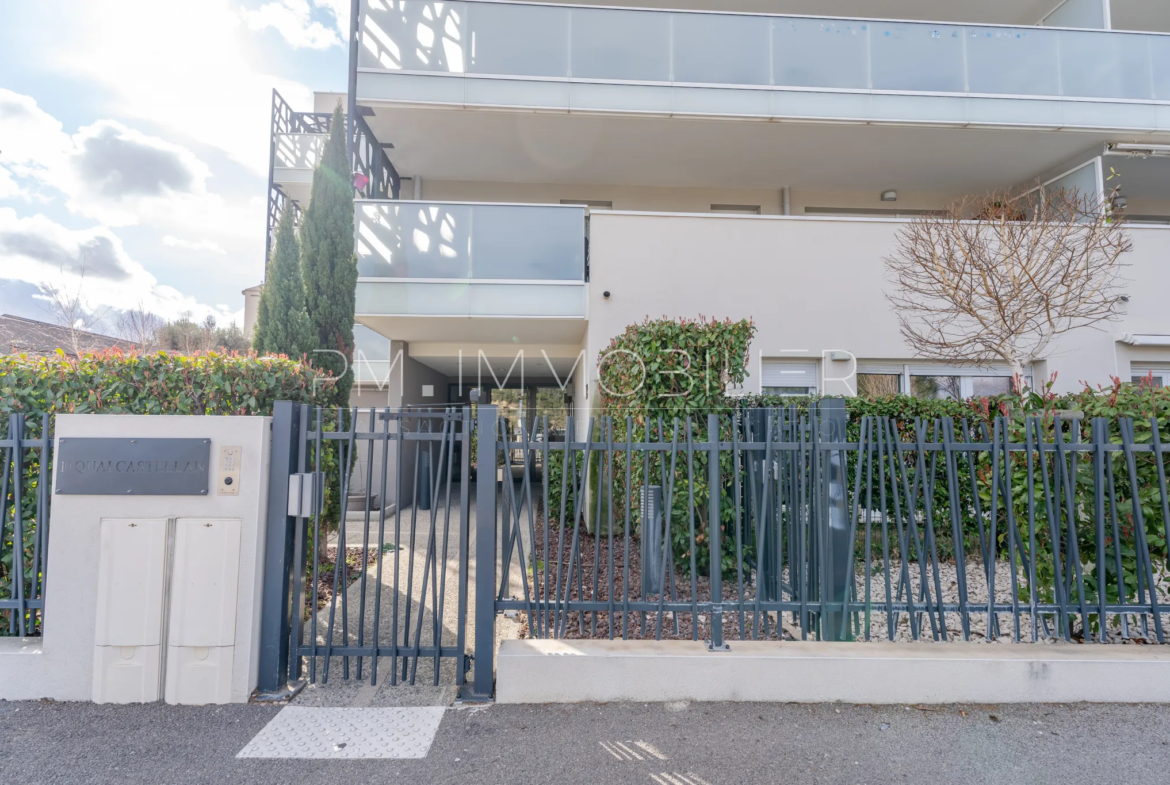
[258, 402, 474, 696]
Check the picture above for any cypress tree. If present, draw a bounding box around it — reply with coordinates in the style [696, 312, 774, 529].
[300, 103, 357, 402]
[254, 201, 313, 357]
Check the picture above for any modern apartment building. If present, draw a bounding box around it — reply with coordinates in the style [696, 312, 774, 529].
[261, 0, 1170, 423]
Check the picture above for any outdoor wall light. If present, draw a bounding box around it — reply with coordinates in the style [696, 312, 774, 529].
[881, 190, 898, 202]
[603, 290, 611, 298]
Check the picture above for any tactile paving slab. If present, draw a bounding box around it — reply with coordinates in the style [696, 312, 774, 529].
[237, 707, 445, 759]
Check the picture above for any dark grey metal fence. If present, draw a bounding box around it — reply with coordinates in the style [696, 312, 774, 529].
[258, 401, 1170, 700]
[487, 404, 1170, 651]
[0, 413, 52, 638]
[260, 403, 472, 694]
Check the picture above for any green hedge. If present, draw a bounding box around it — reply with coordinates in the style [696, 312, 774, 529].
[0, 350, 342, 635]
[0, 349, 343, 415]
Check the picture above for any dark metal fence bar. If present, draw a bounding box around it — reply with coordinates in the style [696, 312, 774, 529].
[277, 405, 471, 689]
[492, 407, 1170, 647]
[0, 413, 52, 638]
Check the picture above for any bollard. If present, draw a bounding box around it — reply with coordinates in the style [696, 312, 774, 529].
[640, 485, 665, 597]
[418, 446, 432, 510]
[819, 399, 852, 641]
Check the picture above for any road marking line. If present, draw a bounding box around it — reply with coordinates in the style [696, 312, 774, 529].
[633, 741, 668, 760]
[236, 706, 444, 760]
[650, 774, 712, 785]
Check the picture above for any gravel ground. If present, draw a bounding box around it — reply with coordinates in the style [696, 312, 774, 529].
[514, 521, 1170, 646]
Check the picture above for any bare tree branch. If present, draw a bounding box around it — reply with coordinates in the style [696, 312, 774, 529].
[115, 304, 165, 353]
[884, 185, 1131, 383]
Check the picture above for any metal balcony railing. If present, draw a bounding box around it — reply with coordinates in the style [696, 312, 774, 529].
[359, 0, 1170, 103]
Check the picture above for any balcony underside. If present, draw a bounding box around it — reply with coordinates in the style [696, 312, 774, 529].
[359, 103, 1169, 194]
[360, 71, 1170, 135]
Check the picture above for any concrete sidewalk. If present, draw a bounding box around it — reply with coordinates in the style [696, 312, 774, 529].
[3, 699, 1169, 785]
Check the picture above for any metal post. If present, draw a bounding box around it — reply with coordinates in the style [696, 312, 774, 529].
[820, 399, 852, 641]
[707, 413, 727, 651]
[461, 404, 498, 701]
[257, 401, 302, 696]
[345, 0, 360, 173]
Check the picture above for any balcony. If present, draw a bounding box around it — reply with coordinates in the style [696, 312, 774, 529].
[272, 133, 325, 203]
[354, 200, 587, 329]
[357, 0, 1170, 132]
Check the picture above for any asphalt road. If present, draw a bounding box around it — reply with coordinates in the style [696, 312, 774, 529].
[4, 699, 1170, 785]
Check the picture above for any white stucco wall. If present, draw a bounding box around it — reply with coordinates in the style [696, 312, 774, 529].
[0, 415, 272, 703]
[585, 212, 1170, 395]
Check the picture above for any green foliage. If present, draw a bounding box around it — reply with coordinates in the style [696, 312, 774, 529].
[0, 350, 342, 415]
[596, 316, 756, 417]
[0, 349, 342, 634]
[583, 317, 755, 573]
[255, 201, 313, 357]
[300, 103, 358, 403]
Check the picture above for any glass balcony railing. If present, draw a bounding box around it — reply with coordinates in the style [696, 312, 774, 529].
[355, 200, 586, 280]
[359, 0, 1170, 103]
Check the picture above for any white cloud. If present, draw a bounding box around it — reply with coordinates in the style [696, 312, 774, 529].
[162, 235, 228, 254]
[243, 0, 342, 49]
[0, 90, 70, 193]
[0, 208, 231, 322]
[313, 0, 351, 37]
[0, 167, 20, 200]
[0, 90, 263, 239]
[1, 91, 212, 224]
[45, 0, 314, 174]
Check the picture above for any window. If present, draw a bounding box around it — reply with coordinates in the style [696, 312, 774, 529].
[911, 375, 962, 400]
[1132, 366, 1170, 388]
[855, 362, 1025, 398]
[761, 359, 817, 396]
[856, 373, 901, 397]
[710, 204, 761, 215]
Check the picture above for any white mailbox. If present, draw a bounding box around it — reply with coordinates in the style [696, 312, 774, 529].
[92, 519, 168, 703]
[165, 518, 241, 705]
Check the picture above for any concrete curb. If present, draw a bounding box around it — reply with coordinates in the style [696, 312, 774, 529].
[497, 639, 1170, 704]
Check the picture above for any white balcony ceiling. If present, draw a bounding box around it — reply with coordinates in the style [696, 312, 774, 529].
[364, 105, 1170, 194]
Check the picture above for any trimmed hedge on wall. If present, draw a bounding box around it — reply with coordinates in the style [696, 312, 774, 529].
[0, 349, 343, 416]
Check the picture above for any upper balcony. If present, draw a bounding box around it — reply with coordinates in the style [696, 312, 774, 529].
[357, 0, 1170, 133]
[354, 199, 588, 343]
[272, 133, 325, 204]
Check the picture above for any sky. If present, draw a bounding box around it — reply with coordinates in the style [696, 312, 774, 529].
[0, 0, 350, 332]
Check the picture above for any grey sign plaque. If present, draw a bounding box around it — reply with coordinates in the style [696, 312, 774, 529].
[56, 438, 211, 496]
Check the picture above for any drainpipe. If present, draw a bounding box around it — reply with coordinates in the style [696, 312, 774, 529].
[781, 186, 791, 216]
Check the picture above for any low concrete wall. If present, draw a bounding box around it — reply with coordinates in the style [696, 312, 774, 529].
[497, 639, 1170, 704]
[0, 415, 272, 703]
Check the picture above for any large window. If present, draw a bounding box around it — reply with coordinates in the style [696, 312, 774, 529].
[856, 363, 1023, 399]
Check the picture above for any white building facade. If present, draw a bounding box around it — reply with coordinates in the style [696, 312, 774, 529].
[264, 0, 1170, 421]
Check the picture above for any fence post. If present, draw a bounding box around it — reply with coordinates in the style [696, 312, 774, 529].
[462, 403, 498, 701]
[820, 399, 852, 641]
[707, 413, 727, 651]
[257, 401, 301, 696]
